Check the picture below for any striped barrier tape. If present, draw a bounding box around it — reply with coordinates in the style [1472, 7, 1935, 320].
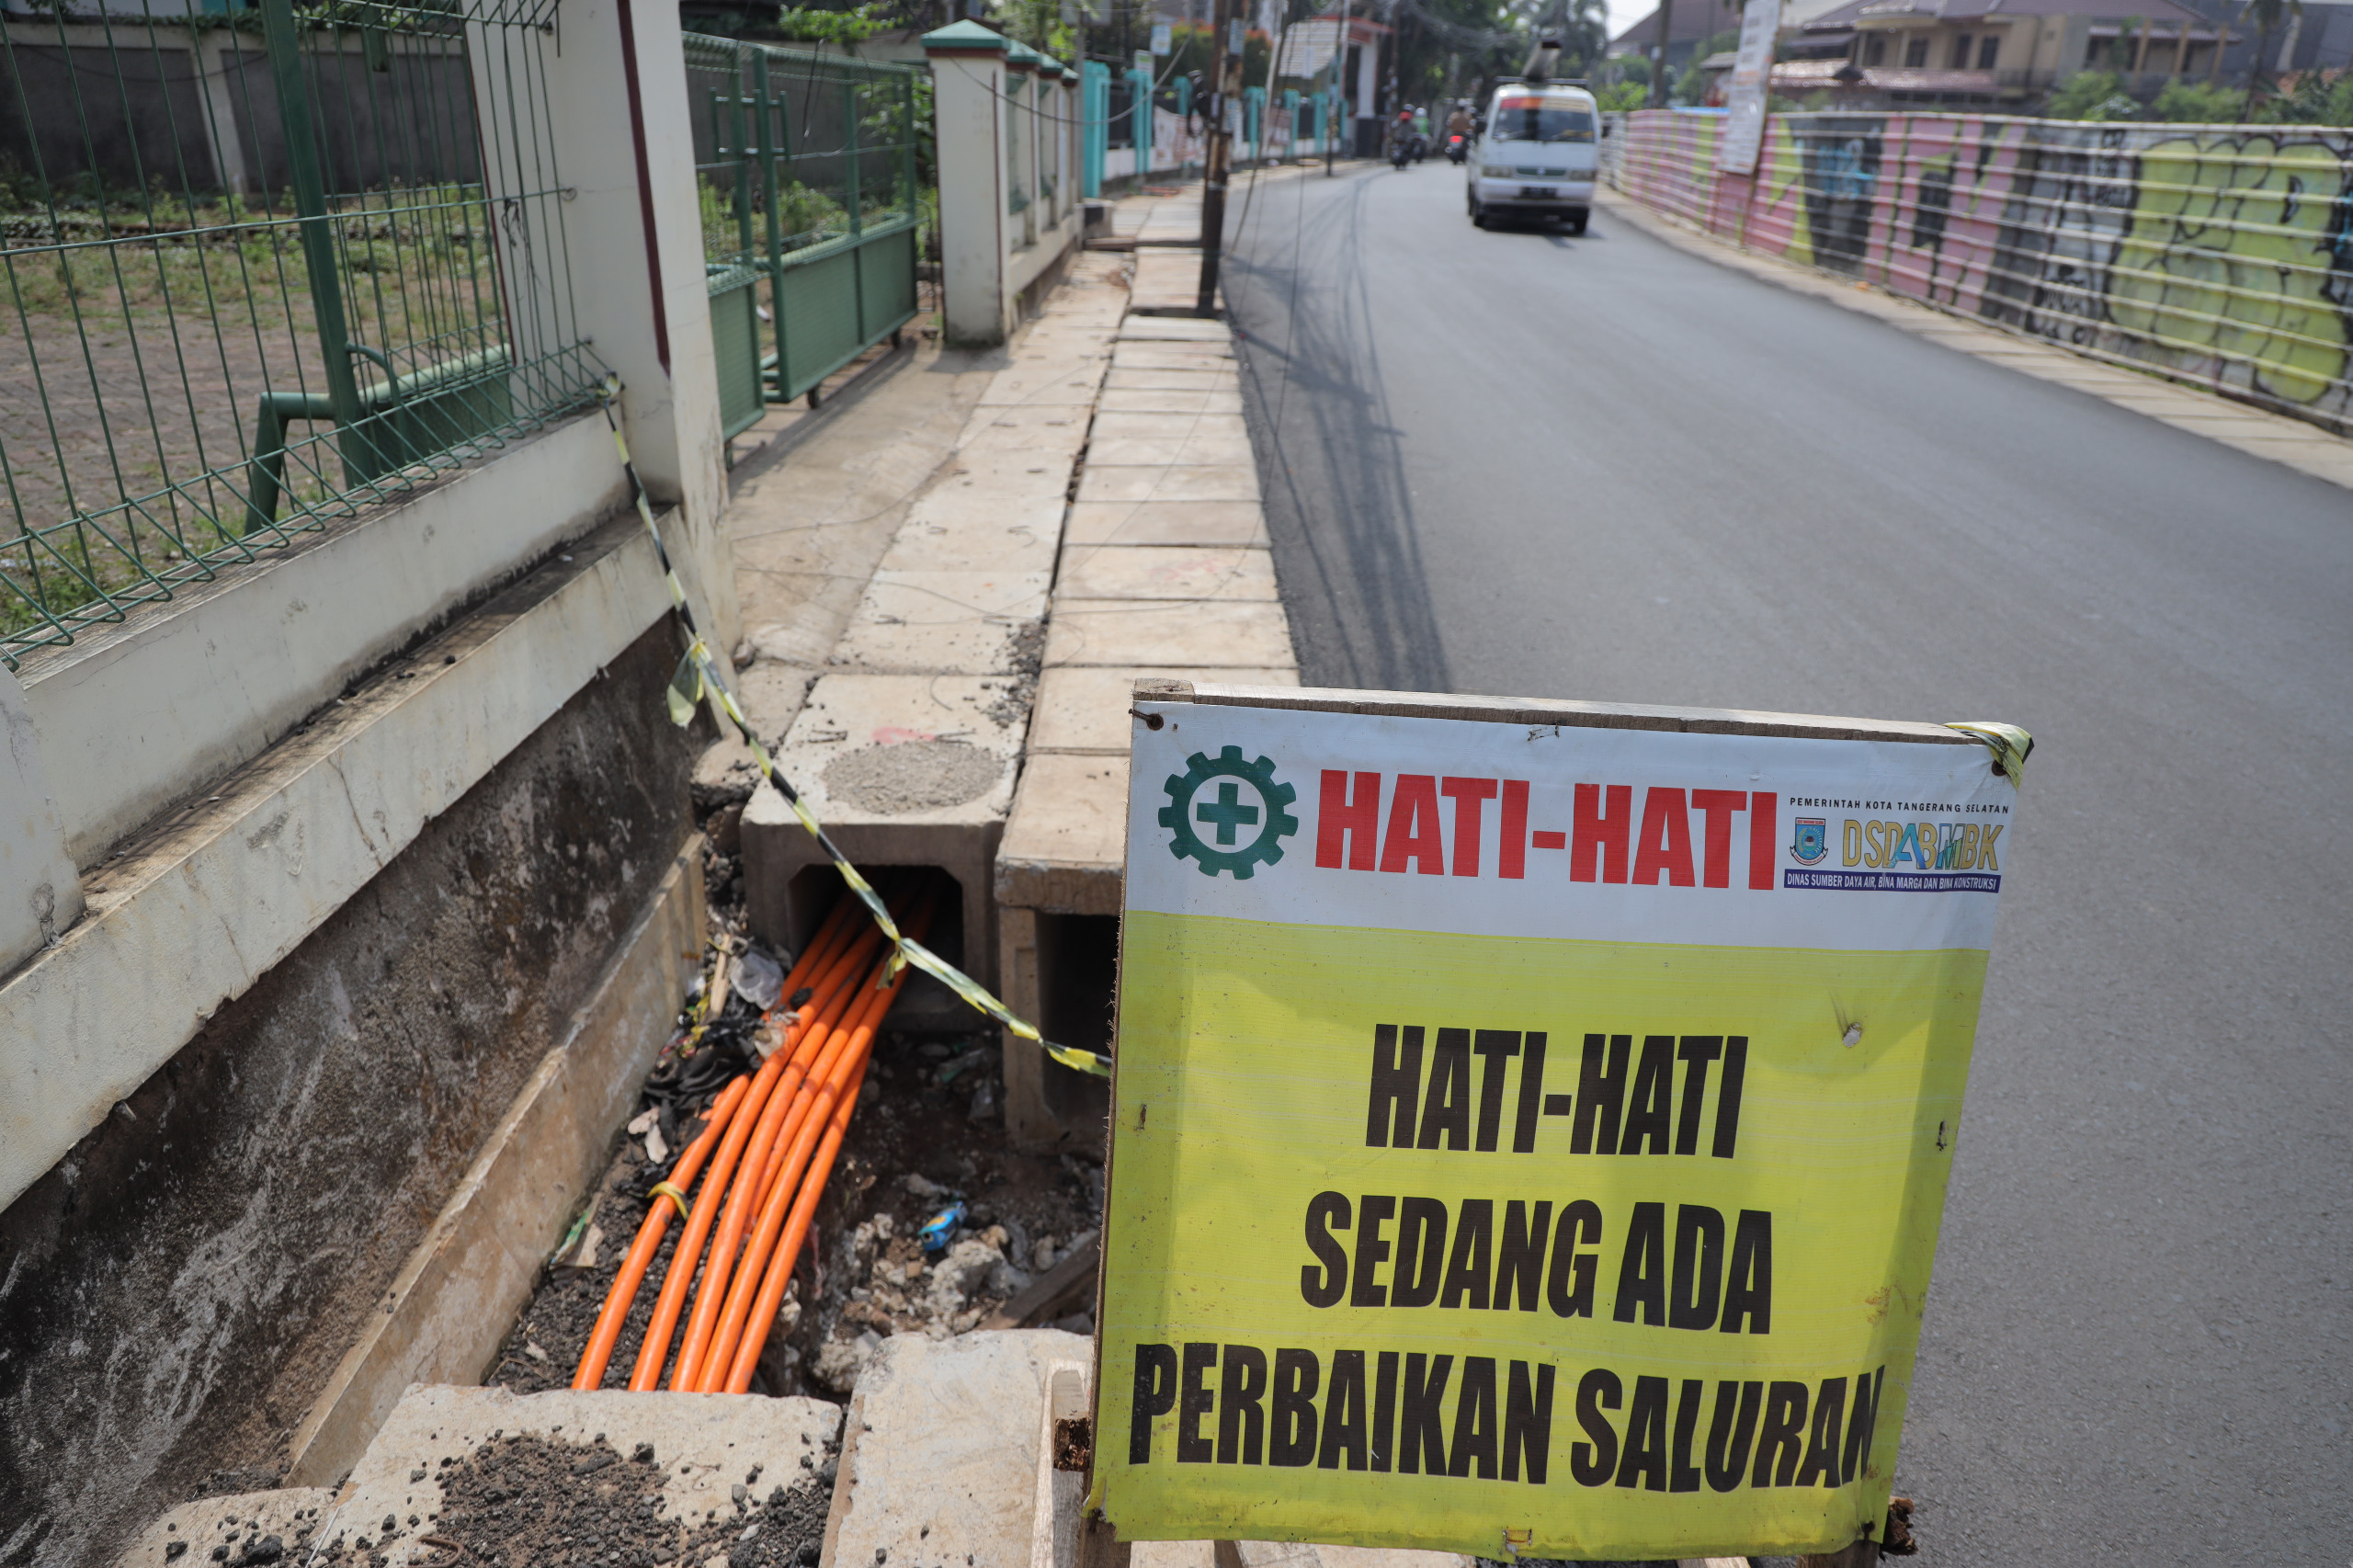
[1943, 722, 2033, 788]
[597, 378, 1114, 1079]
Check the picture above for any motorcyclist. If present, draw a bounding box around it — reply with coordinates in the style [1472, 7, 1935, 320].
[1446, 102, 1473, 140]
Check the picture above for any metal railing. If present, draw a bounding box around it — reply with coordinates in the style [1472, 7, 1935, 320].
[1609, 108, 2353, 430]
[0, 0, 602, 666]
[683, 36, 923, 426]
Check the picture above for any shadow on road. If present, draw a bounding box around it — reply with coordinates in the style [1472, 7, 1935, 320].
[1221, 168, 1454, 693]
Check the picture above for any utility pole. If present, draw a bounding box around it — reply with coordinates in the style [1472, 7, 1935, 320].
[1196, 0, 1242, 312]
[1327, 2, 1345, 174]
[1650, 0, 1676, 105]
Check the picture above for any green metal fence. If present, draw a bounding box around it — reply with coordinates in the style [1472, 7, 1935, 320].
[682, 35, 922, 426]
[0, 0, 601, 666]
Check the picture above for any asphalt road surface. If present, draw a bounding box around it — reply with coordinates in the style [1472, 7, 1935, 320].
[1217, 160, 2353, 1562]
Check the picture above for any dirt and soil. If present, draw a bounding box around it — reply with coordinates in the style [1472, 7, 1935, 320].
[298, 1432, 835, 1568]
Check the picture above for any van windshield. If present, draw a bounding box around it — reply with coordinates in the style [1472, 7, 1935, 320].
[1490, 97, 1596, 143]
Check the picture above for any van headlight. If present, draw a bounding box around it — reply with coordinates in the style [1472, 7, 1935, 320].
[1481, 164, 1511, 177]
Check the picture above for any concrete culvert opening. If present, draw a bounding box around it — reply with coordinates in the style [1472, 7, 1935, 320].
[1033, 913, 1117, 1133]
[781, 864, 970, 1031]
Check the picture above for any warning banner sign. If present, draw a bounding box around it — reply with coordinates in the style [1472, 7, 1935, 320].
[1090, 688, 2023, 1562]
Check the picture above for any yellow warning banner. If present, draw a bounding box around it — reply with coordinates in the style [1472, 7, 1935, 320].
[1090, 692, 2022, 1561]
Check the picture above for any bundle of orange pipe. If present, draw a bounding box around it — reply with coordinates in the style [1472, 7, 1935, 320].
[572, 879, 936, 1393]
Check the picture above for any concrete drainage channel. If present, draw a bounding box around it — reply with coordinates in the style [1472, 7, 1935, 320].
[99, 194, 1317, 1568]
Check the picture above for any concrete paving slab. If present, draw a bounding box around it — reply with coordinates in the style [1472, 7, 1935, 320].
[995, 752, 1130, 913]
[1029, 665, 1297, 752]
[1086, 434, 1258, 468]
[1111, 344, 1234, 369]
[1065, 500, 1267, 547]
[780, 673, 1030, 771]
[975, 370, 1106, 407]
[829, 576, 1053, 675]
[824, 1331, 1091, 1568]
[1088, 411, 1251, 441]
[959, 411, 1096, 464]
[1055, 544, 1279, 600]
[1043, 598, 1295, 667]
[881, 500, 1063, 575]
[321, 1383, 841, 1567]
[1102, 366, 1243, 392]
[1119, 316, 1231, 341]
[115, 1489, 337, 1568]
[1095, 387, 1246, 415]
[1076, 463, 1260, 504]
[939, 448, 1098, 498]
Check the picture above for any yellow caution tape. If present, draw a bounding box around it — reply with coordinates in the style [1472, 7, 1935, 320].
[648, 1180, 693, 1223]
[596, 379, 1112, 1079]
[1944, 721, 2035, 788]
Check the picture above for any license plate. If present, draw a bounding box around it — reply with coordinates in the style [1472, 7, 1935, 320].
[1518, 186, 1552, 199]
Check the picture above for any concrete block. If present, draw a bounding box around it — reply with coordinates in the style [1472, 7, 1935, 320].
[285, 836, 706, 1487]
[1076, 465, 1260, 504]
[829, 575, 1054, 675]
[1045, 599, 1296, 669]
[995, 752, 1130, 915]
[823, 1332, 1093, 1568]
[1085, 434, 1259, 468]
[113, 1489, 338, 1568]
[740, 674, 1028, 995]
[1029, 665, 1297, 754]
[1056, 545, 1279, 602]
[323, 1383, 841, 1566]
[1095, 387, 1246, 415]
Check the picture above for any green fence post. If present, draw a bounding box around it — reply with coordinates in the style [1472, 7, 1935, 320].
[258, 0, 365, 488]
[753, 48, 789, 399]
[845, 74, 867, 347]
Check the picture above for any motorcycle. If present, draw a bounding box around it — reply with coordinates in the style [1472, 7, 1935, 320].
[1389, 131, 1427, 169]
[1445, 132, 1468, 165]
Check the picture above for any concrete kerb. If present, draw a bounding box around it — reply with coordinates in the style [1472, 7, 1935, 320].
[1595, 187, 2353, 494]
[994, 198, 1302, 1149]
[737, 257, 1129, 1018]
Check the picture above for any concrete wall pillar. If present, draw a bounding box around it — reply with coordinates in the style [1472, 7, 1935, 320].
[0, 667, 81, 977]
[479, 0, 740, 655]
[926, 21, 1013, 347]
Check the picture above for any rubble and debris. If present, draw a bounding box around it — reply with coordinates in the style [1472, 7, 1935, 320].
[299, 1433, 834, 1568]
[491, 830, 1107, 1404]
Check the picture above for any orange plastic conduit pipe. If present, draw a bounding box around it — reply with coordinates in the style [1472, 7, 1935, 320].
[694, 964, 895, 1388]
[722, 1040, 881, 1392]
[569, 1073, 750, 1390]
[628, 1041, 797, 1390]
[572, 899, 860, 1392]
[665, 907, 907, 1391]
[699, 894, 936, 1391]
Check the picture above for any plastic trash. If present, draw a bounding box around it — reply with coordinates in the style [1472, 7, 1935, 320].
[917, 1201, 967, 1255]
[734, 947, 785, 1012]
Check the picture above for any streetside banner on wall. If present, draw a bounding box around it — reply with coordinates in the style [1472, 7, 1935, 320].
[1716, 0, 1779, 174]
[1088, 685, 2027, 1562]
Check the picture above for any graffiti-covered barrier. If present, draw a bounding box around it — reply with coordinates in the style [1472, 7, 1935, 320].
[1610, 108, 2353, 431]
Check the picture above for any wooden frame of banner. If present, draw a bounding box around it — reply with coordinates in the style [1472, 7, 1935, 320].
[1076, 680, 1976, 1568]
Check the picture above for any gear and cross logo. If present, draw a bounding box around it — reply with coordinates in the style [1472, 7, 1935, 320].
[1157, 744, 1300, 879]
